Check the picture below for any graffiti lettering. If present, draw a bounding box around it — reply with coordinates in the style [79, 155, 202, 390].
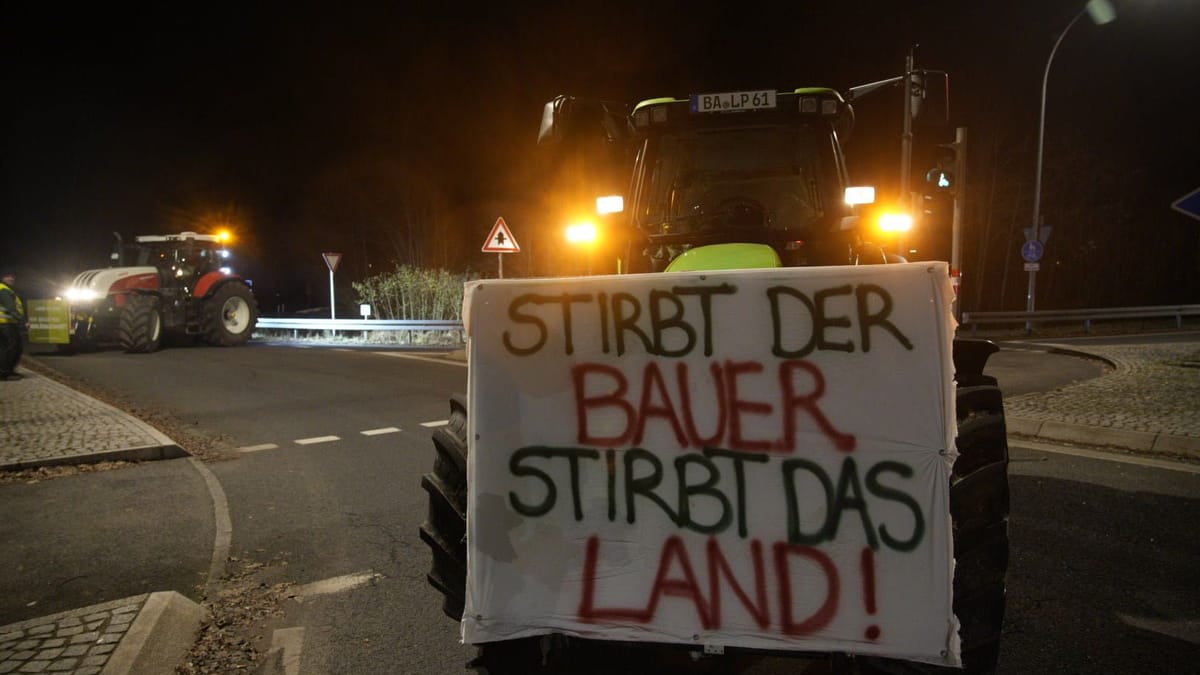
[769, 283, 914, 357]
[501, 282, 913, 358]
[502, 284, 736, 357]
[579, 535, 840, 636]
[572, 359, 855, 453]
[507, 447, 925, 551]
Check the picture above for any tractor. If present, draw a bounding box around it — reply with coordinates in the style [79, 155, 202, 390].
[421, 87, 1008, 674]
[60, 231, 258, 353]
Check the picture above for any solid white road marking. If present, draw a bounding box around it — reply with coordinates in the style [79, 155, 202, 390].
[293, 570, 384, 600]
[421, 420, 449, 428]
[361, 427, 401, 436]
[295, 435, 340, 445]
[238, 443, 279, 453]
[271, 626, 305, 675]
[187, 457, 232, 597]
[372, 351, 468, 368]
[1014, 438, 1200, 475]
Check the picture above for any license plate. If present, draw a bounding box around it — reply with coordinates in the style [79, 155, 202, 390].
[690, 90, 777, 113]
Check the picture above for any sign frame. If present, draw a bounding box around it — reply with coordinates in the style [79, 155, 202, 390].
[482, 217, 520, 253]
[460, 263, 960, 666]
[1171, 187, 1200, 222]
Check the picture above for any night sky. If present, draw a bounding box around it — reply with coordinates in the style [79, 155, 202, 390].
[4, 1, 1198, 310]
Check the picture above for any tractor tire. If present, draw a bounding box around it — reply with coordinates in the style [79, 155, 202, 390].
[419, 394, 469, 622]
[419, 397, 554, 674]
[422, 381, 1010, 675]
[203, 282, 258, 346]
[118, 295, 163, 353]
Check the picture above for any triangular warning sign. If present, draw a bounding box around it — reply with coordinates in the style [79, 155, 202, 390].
[482, 217, 520, 253]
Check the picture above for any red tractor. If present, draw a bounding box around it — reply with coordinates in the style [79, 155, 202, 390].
[61, 231, 258, 353]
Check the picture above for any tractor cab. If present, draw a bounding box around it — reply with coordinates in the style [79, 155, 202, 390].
[538, 88, 888, 274]
[129, 232, 232, 287]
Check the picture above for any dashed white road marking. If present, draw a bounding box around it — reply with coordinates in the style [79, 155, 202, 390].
[294, 570, 384, 600]
[372, 351, 468, 368]
[1119, 615, 1200, 645]
[238, 443, 279, 453]
[295, 435, 341, 445]
[421, 420, 450, 428]
[361, 426, 401, 436]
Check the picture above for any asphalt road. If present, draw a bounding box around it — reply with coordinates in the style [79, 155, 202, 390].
[8, 339, 1196, 673]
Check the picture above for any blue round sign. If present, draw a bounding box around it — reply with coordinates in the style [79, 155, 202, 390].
[1021, 240, 1044, 263]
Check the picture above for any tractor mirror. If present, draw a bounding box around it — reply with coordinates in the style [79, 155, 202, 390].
[538, 96, 630, 146]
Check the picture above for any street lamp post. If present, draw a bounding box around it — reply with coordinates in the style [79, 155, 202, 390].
[1026, 0, 1116, 331]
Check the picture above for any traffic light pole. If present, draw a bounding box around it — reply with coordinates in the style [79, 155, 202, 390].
[900, 49, 915, 201]
[950, 127, 967, 322]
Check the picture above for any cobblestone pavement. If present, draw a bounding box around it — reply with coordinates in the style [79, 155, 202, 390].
[0, 595, 145, 675]
[1003, 339, 1200, 455]
[0, 371, 182, 470]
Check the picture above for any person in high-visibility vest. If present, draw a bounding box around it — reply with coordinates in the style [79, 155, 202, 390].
[0, 271, 27, 380]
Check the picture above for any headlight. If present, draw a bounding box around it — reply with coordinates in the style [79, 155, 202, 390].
[565, 221, 598, 244]
[65, 288, 99, 301]
[878, 212, 914, 233]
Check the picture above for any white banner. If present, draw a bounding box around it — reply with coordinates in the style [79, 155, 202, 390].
[463, 263, 959, 666]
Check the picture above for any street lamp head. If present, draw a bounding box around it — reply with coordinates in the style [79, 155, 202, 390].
[1085, 0, 1117, 25]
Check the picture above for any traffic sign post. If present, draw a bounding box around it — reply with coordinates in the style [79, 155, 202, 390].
[482, 217, 519, 278]
[323, 252, 343, 320]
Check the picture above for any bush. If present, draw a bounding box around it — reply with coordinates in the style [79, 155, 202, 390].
[352, 265, 471, 321]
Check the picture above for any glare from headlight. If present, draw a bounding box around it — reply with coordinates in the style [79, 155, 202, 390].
[65, 288, 99, 301]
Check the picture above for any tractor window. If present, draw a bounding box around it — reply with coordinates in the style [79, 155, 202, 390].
[638, 123, 834, 239]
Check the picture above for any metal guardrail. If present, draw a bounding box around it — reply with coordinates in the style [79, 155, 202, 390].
[255, 317, 465, 341]
[960, 304, 1200, 333]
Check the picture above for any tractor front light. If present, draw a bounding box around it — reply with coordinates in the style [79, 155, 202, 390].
[878, 212, 914, 233]
[566, 221, 598, 245]
[65, 288, 98, 302]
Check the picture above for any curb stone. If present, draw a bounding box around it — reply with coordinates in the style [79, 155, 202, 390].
[0, 592, 204, 675]
[0, 368, 186, 471]
[1000, 339, 1200, 460]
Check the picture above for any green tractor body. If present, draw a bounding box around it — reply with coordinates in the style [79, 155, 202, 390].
[420, 87, 1009, 674]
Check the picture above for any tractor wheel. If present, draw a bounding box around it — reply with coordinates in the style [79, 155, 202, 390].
[203, 282, 258, 346]
[857, 375, 1009, 675]
[419, 394, 469, 622]
[419, 397, 556, 674]
[118, 295, 163, 353]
